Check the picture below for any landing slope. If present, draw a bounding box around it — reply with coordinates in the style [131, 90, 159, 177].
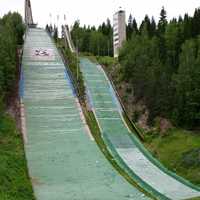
[80, 57, 200, 200]
[21, 28, 149, 200]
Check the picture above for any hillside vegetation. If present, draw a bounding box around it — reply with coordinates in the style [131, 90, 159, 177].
[0, 12, 35, 199]
[119, 7, 200, 129]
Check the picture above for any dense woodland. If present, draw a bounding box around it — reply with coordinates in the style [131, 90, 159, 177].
[71, 7, 200, 129]
[0, 12, 25, 114]
[71, 19, 113, 56]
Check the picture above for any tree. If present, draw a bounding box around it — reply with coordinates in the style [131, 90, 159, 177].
[53, 26, 58, 42]
[132, 18, 138, 34]
[46, 24, 50, 33]
[127, 14, 133, 39]
[0, 12, 25, 115]
[173, 38, 200, 128]
[191, 8, 200, 37]
[157, 7, 168, 63]
[165, 21, 183, 71]
[182, 14, 192, 40]
[127, 15, 138, 40]
[0, 95, 4, 115]
[139, 15, 151, 36]
[150, 17, 156, 37]
[71, 19, 113, 56]
[1, 12, 25, 45]
[158, 6, 168, 35]
[89, 31, 107, 56]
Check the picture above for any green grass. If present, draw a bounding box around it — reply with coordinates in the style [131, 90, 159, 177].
[0, 114, 35, 200]
[96, 56, 117, 67]
[144, 128, 200, 187]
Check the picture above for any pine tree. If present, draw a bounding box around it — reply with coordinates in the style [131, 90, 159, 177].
[150, 17, 156, 37]
[158, 6, 168, 35]
[174, 38, 200, 127]
[127, 14, 133, 39]
[191, 8, 200, 37]
[140, 15, 151, 36]
[158, 7, 168, 63]
[0, 12, 25, 111]
[53, 27, 58, 43]
[178, 16, 183, 23]
[183, 14, 192, 40]
[132, 18, 138, 34]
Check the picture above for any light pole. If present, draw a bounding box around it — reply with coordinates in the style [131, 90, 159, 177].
[98, 42, 100, 56]
[57, 15, 59, 37]
[49, 13, 52, 26]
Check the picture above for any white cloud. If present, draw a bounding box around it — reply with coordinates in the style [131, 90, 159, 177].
[0, 0, 199, 28]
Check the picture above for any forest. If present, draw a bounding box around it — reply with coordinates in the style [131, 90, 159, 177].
[71, 19, 113, 56]
[0, 12, 25, 114]
[71, 7, 200, 129]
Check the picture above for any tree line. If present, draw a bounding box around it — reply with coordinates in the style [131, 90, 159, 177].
[119, 7, 200, 129]
[71, 19, 113, 56]
[0, 12, 25, 114]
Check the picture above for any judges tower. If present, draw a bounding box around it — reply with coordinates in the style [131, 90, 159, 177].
[113, 9, 126, 58]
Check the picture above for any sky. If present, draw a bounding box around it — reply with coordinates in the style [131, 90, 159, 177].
[0, 0, 200, 28]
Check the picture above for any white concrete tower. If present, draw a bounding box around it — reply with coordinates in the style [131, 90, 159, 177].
[113, 9, 126, 58]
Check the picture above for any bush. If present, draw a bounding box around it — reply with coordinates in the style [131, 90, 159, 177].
[132, 110, 140, 122]
[182, 148, 200, 167]
[97, 56, 117, 67]
[0, 95, 5, 117]
[0, 12, 25, 103]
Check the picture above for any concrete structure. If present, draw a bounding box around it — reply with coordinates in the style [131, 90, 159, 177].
[25, 0, 36, 27]
[113, 9, 126, 58]
[20, 28, 147, 200]
[62, 25, 76, 53]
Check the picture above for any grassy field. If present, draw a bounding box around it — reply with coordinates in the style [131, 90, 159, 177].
[144, 128, 200, 187]
[0, 114, 35, 200]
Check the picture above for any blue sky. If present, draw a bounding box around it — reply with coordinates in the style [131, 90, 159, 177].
[0, 0, 200, 28]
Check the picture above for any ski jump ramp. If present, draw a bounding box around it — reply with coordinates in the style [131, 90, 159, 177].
[20, 28, 150, 200]
[80, 58, 200, 200]
[62, 25, 76, 53]
[63, 26, 200, 199]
